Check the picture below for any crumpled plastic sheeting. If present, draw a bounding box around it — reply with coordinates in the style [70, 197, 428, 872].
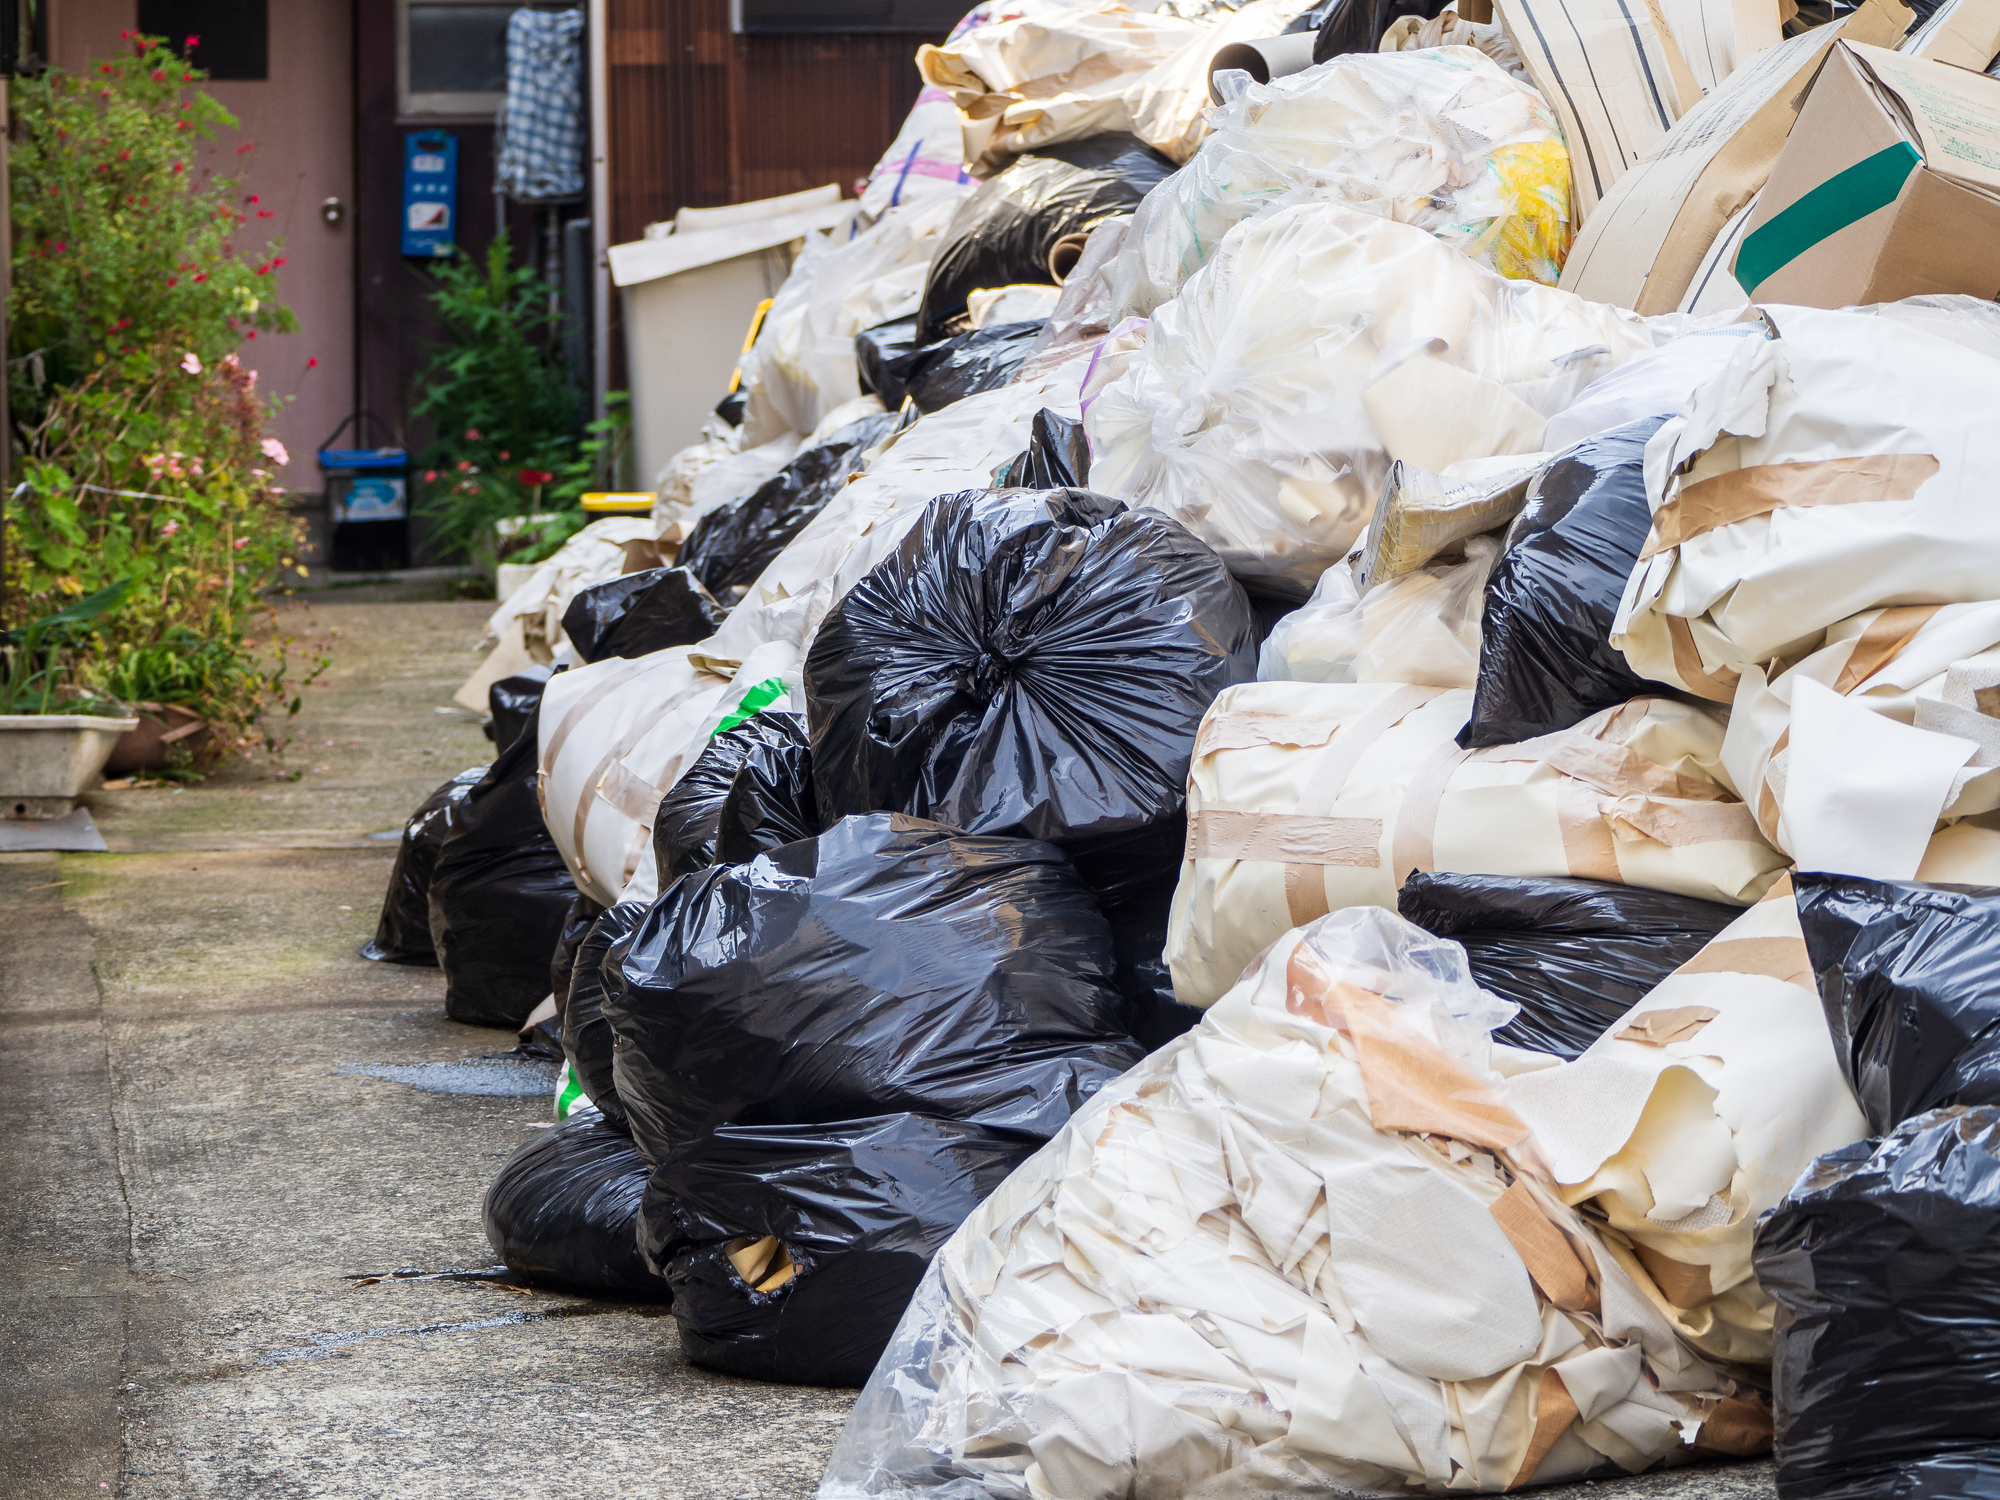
[1259, 533, 1499, 687]
[818, 907, 1765, 1500]
[917, 0, 1309, 174]
[738, 191, 972, 447]
[1613, 299, 2000, 702]
[1109, 49, 1571, 320]
[1086, 202, 1661, 596]
[856, 86, 973, 221]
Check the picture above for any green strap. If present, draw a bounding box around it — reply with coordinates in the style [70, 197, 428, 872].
[1734, 141, 1922, 296]
[711, 676, 790, 737]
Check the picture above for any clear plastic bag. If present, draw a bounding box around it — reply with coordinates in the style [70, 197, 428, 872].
[1260, 532, 1499, 686]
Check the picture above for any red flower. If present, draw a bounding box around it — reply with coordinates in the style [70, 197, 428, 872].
[307, 357, 318, 369]
[186, 34, 200, 47]
[516, 468, 554, 487]
[424, 469, 438, 482]
[151, 69, 165, 81]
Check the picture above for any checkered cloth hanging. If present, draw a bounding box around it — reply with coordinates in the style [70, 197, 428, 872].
[497, 8, 585, 202]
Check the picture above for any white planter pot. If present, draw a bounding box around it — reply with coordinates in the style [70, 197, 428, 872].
[0, 714, 141, 819]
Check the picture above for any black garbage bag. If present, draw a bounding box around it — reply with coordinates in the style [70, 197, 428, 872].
[1793, 873, 2000, 1134]
[1755, 1106, 2000, 1500]
[915, 135, 1174, 341]
[640, 1113, 1038, 1385]
[1459, 417, 1668, 749]
[482, 1107, 674, 1301]
[1313, 0, 1452, 60]
[560, 899, 648, 1133]
[678, 412, 897, 595]
[363, 765, 489, 965]
[605, 812, 1141, 1161]
[992, 407, 1090, 490]
[560, 566, 725, 665]
[855, 315, 924, 409]
[1064, 818, 1206, 1049]
[806, 488, 1256, 865]
[486, 666, 551, 755]
[1398, 872, 1741, 1058]
[549, 893, 605, 1013]
[428, 701, 579, 1028]
[899, 322, 1045, 415]
[714, 714, 819, 865]
[652, 711, 812, 880]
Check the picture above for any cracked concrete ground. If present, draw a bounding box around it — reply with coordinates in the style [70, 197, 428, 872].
[0, 588, 1777, 1499]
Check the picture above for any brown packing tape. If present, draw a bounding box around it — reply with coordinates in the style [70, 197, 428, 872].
[1614, 1005, 1720, 1045]
[1633, 1243, 1715, 1309]
[1695, 1395, 1776, 1457]
[1666, 617, 1740, 703]
[1607, 796, 1764, 848]
[1543, 730, 1731, 803]
[1289, 952, 1535, 1154]
[1510, 1369, 1580, 1490]
[1186, 809, 1384, 867]
[539, 659, 650, 774]
[1756, 726, 1789, 844]
[1675, 935, 1814, 988]
[1641, 453, 1940, 558]
[1489, 1181, 1599, 1312]
[1557, 778, 1624, 881]
[1194, 713, 1340, 759]
[1833, 604, 1944, 694]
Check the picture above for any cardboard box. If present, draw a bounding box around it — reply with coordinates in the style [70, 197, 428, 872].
[1734, 41, 2000, 304]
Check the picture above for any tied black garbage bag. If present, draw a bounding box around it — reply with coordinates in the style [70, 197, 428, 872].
[715, 713, 818, 865]
[482, 1108, 673, 1301]
[896, 322, 1045, 415]
[549, 893, 604, 1013]
[1398, 872, 1740, 1058]
[915, 135, 1174, 342]
[1459, 417, 1668, 749]
[679, 413, 896, 595]
[605, 813, 1141, 1160]
[428, 700, 579, 1028]
[1312, 0, 1452, 60]
[1794, 873, 2000, 1134]
[559, 567, 724, 665]
[1755, 1106, 2000, 1500]
[855, 315, 923, 409]
[652, 711, 811, 880]
[486, 667, 550, 755]
[561, 900, 648, 1133]
[641, 1114, 1038, 1385]
[992, 407, 1090, 490]
[807, 488, 1256, 860]
[363, 765, 489, 965]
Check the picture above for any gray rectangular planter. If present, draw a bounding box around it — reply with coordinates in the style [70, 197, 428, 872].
[0, 714, 141, 819]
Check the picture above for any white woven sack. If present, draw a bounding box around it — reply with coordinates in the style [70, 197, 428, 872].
[1168, 683, 1786, 1006]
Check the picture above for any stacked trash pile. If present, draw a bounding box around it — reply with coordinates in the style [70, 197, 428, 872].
[359, 0, 2000, 1488]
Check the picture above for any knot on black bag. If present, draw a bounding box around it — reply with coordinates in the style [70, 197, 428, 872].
[966, 650, 1012, 703]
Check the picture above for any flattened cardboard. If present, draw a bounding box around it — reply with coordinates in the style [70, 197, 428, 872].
[1558, 0, 1912, 313]
[1734, 41, 2000, 305]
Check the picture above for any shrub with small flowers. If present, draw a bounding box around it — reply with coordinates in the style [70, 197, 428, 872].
[4, 33, 322, 760]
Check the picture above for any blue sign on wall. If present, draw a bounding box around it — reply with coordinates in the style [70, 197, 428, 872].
[401, 130, 458, 258]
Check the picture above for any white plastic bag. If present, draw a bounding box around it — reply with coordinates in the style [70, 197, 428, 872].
[1260, 533, 1500, 687]
[1087, 201, 1662, 595]
[819, 907, 1768, 1500]
[1108, 48, 1572, 318]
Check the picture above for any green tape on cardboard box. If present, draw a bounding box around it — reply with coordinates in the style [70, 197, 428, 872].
[1734, 141, 1922, 294]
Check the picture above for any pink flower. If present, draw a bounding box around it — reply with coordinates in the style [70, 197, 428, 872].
[306, 357, 318, 369]
[260, 437, 290, 467]
[160, 520, 180, 537]
[234, 538, 249, 550]
[180, 352, 201, 374]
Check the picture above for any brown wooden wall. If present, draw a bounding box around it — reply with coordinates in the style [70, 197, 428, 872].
[605, 1, 935, 244]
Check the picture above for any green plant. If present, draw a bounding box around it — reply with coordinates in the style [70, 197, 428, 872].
[498, 391, 635, 566]
[0, 579, 131, 715]
[4, 32, 316, 759]
[412, 234, 582, 557]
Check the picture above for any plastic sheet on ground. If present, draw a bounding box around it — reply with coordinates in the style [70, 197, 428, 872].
[1108, 48, 1571, 320]
[818, 907, 1768, 1500]
[641, 1113, 1039, 1387]
[1168, 683, 1785, 1007]
[604, 813, 1142, 1163]
[1397, 871, 1738, 1058]
[364, 765, 488, 965]
[482, 1107, 672, 1301]
[1085, 201, 1663, 597]
[429, 700, 580, 1028]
